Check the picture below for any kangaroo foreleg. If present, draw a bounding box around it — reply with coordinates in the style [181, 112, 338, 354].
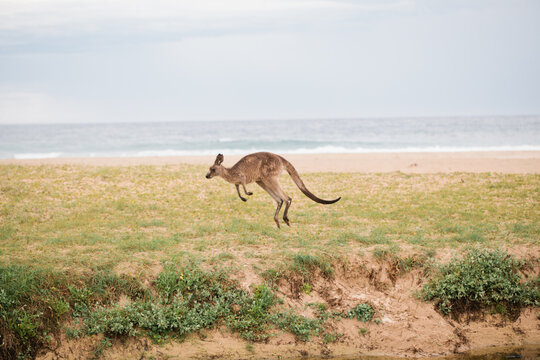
[235, 184, 247, 202]
[241, 180, 253, 196]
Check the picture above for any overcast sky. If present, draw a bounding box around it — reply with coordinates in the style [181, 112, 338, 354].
[0, 0, 539, 124]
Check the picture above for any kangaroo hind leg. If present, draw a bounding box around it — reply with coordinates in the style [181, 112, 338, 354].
[256, 180, 283, 228]
[282, 198, 292, 226]
[265, 178, 292, 227]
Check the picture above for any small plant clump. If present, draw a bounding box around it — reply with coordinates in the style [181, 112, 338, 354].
[262, 253, 334, 295]
[422, 248, 539, 315]
[307, 302, 377, 325]
[344, 303, 375, 322]
[372, 245, 428, 275]
[291, 254, 334, 279]
[323, 331, 343, 343]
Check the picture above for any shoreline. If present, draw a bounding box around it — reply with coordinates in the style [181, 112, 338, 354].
[1, 150, 539, 173]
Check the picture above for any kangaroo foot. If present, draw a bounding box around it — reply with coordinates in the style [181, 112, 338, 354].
[240, 196, 247, 202]
[283, 216, 290, 226]
[246, 192, 253, 195]
[274, 217, 280, 228]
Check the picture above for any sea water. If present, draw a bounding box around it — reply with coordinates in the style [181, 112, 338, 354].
[0, 116, 539, 159]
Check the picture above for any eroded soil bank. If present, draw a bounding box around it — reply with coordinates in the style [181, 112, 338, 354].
[37, 247, 540, 360]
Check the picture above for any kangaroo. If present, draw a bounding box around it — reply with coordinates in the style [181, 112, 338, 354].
[205, 152, 340, 228]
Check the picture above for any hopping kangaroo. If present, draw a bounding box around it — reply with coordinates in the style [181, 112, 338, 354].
[205, 152, 340, 228]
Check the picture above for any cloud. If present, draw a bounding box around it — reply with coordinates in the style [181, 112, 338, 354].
[0, 0, 414, 53]
[2, 0, 537, 123]
[0, 90, 102, 123]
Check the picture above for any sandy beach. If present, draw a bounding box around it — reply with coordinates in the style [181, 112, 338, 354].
[2, 150, 539, 173]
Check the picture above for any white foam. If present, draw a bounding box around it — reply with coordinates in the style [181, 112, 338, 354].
[10, 145, 540, 159]
[280, 145, 540, 154]
[128, 148, 260, 157]
[120, 145, 540, 157]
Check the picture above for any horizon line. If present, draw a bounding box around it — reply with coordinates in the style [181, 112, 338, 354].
[1, 114, 539, 126]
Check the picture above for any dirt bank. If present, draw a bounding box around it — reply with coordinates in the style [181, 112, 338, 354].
[37, 246, 540, 359]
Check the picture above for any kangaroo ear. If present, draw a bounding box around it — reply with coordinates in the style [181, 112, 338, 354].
[215, 153, 224, 165]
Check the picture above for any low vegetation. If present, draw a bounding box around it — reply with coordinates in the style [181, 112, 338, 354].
[0, 265, 146, 359]
[0, 262, 376, 358]
[422, 248, 539, 316]
[0, 164, 538, 358]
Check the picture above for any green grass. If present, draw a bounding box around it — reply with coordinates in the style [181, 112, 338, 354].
[1, 165, 538, 270]
[0, 164, 539, 358]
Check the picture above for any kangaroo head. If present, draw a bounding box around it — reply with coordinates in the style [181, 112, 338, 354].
[206, 153, 224, 179]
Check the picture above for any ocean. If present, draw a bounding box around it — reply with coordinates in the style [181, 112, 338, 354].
[0, 116, 539, 159]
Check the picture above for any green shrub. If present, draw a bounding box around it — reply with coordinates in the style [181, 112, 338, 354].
[86, 265, 326, 343]
[86, 265, 325, 343]
[0, 265, 67, 359]
[345, 303, 375, 322]
[69, 286, 94, 317]
[227, 284, 276, 341]
[0, 265, 146, 359]
[3, 261, 372, 358]
[422, 248, 539, 314]
[87, 265, 247, 340]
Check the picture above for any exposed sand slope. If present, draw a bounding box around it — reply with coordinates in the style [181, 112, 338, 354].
[38, 247, 540, 360]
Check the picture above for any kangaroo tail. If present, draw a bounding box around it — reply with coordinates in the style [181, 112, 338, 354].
[280, 156, 341, 204]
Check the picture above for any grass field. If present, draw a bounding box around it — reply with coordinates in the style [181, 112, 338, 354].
[0, 164, 538, 358]
[1, 164, 538, 269]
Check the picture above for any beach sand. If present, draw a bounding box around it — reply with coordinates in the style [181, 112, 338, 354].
[2, 150, 539, 173]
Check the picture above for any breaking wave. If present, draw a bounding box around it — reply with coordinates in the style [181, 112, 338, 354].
[11, 145, 540, 159]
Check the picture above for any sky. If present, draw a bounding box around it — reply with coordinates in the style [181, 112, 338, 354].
[0, 0, 539, 124]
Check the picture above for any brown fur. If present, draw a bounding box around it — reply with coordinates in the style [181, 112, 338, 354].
[206, 152, 340, 228]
